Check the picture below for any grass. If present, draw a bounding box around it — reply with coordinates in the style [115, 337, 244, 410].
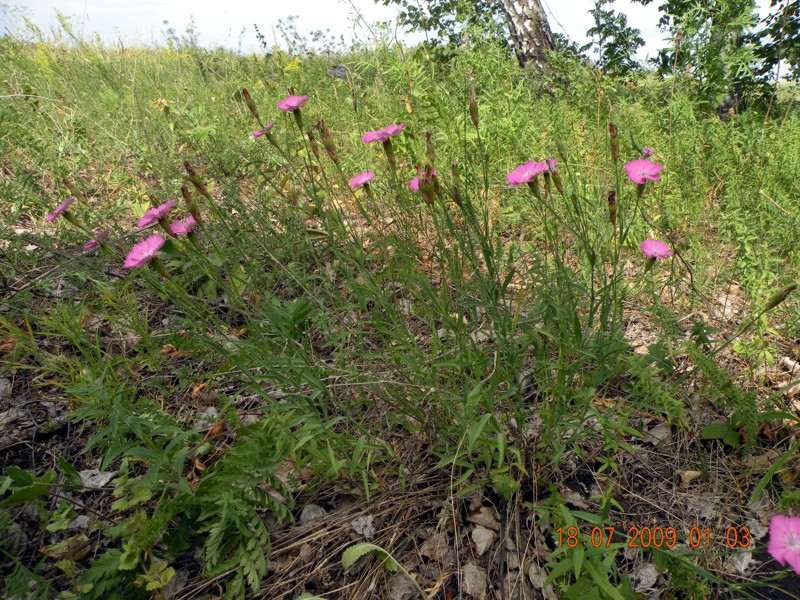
[1, 14, 800, 600]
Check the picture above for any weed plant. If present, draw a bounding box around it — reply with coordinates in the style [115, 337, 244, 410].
[1, 15, 799, 600]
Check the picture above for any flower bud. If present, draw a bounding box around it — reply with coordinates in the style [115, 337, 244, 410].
[450, 160, 463, 206]
[425, 131, 435, 164]
[764, 285, 797, 312]
[469, 87, 479, 129]
[184, 160, 210, 198]
[181, 184, 203, 225]
[609, 123, 619, 163]
[607, 190, 617, 228]
[419, 164, 438, 205]
[307, 129, 320, 159]
[241, 87, 259, 119]
[316, 119, 339, 164]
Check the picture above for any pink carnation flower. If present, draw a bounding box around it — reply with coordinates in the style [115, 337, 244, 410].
[84, 227, 110, 250]
[137, 199, 177, 228]
[44, 197, 75, 222]
[383, 123, 406, 136]
[409, 170, 437, 191]
[349, 171, 375, 188]
[361, 122, 406, 144]
[252, 122, 275, 138]
[640, 239, 673, 259]
[625, 159, 664, 184]
[169, 216, 197, 235]
[506, 161, 548, 185]
[277, 95, 308, 112]
[641, 147, 654, 157]
[124, 234, 165, 268]
[768, 515, 800, 574]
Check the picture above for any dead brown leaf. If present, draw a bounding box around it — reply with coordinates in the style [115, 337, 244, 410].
[678, 470, 703, 489]
[419, 532, 451, 564]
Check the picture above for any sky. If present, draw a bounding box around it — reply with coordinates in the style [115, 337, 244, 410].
[1, 0, 775, 62]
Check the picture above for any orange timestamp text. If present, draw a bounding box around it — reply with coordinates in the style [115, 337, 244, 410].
[555, 525, 752, 549]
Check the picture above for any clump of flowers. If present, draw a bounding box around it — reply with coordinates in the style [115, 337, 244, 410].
[625, 159, 663, 184]
[277, 95, 308, 112]
[349, 172, 375, 189]
[170, 215, 201, 250]
[45, 197, 87, 230]
[84, 227, 110, 250]
[44, 197, 75, 223]
[417, 165, 439, 204]
[507, 161, 549, 200]
[350, 171, 376, 201]
[278, 94, 308, 130]
[769, 514, 800, 574]
[409, 169, 438, 192]
[138, 199, 177, 228]
[641, 239, 673, 273]
[252, 122, 275, 139]
[124, 233, 169, 278]
[506, 161, 548, 185]
[362, 123, 406, 167]
[626, 158, 664, 198]
[169, 216, 197, 235]
[362, 123, 406, 144]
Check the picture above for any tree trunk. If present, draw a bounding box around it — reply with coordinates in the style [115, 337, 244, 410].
[499, 0, 555, 71]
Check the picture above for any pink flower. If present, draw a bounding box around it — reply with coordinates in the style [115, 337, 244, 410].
[169, 216, 197, 235]
[625, 159, 664, 184]
[769, 515, 800, 574]
[409, 170, 437, 191]
[641, 147, 654, 157]
[252, 122, 275, 138]
[361, 122, 406, 144]
[137, 199, 177, 228]
[44, 197, 75, 222]
[640, 239, 673, 259]
[349, 171, 375, 188]
[277, 95, 308, 112]
[545, 158, 558, 171]
[506, 161, 548, 185]
[84, 227, 110, 250]
[383, 123, 406, 136]
[124, 234, 165, 268]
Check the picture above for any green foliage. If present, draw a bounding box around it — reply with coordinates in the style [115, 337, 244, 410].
[632, 0, 799, 103]
[685, 341, 758, 452]
[543, 505, 630, 600]
[342, 543, 429, 599]
[194, 417, 295, 597]
[2, 12, 799, 598]
[75, 550, 144, 600]
[377, 0, 509, 54]
[753, 0, 800, 82]
[584, 0, 645, 76]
